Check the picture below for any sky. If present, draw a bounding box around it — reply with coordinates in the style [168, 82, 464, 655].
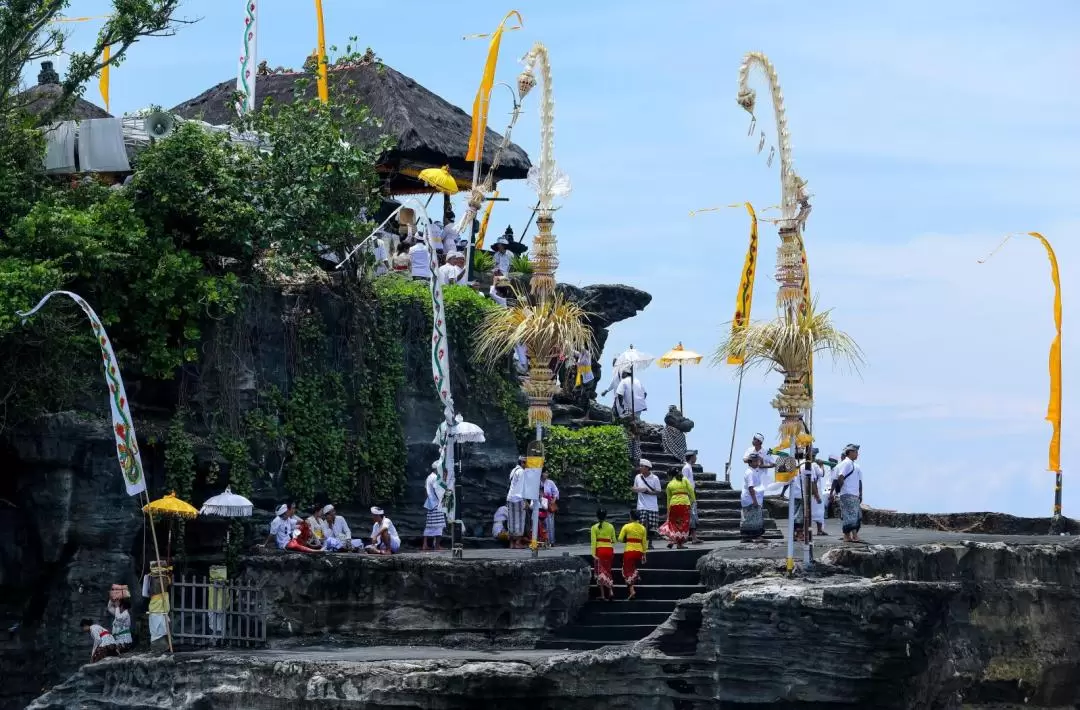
[34, 0, 1080, 517]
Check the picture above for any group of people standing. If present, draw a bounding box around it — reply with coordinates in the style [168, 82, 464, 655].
[631, 453, 701, 548]
[739, 434, 865, 544]
[495, 457, 561, 548]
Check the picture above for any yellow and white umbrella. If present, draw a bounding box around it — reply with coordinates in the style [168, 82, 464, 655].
[657, 342, 703, 414]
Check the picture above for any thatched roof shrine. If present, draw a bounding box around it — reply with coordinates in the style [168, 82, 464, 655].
[15, 61, 112, 123]
[170, 60, 532, 195]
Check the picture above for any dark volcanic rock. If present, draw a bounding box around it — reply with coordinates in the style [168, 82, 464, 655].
[0, 413, 145, 710]
[860, 509, 1080, 536]
[240, 553, 589, 645]
[30, 541, 1080, 709]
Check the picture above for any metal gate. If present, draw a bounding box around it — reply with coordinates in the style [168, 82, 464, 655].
[171, 575, 267, 648]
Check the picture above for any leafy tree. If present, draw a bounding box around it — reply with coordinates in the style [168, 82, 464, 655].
[0, 0, 189, 121]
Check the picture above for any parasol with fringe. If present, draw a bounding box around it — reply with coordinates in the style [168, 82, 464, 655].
[657, 342, 703, 414]
[143, 492, 198, 560]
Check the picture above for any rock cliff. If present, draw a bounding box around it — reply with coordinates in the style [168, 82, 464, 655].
[28, 540, 1080, 709]
[240, 553, 589, 645]
[0, 280, 650, 709]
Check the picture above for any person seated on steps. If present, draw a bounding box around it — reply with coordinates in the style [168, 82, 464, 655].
[365, 507, 401, 555]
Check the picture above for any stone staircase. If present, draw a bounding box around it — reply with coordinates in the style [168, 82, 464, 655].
[535, 548, 708, 651]
[638, 440, 781, 541]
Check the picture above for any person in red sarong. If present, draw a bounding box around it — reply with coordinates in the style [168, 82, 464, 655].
[590, 508, 616, 600]
[658, 468, 695, 548]
[618, 510, 649, 600]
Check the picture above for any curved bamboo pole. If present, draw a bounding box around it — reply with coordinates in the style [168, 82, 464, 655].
[520, 42, 559, 300]
[737, 52, 811, 573]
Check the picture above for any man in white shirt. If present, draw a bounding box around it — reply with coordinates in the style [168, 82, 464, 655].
[437, 252, 466, 285]
[490, 235, 513, 276]
[833, 443, 864, 543]
[742, 433, 776, 468]
[506, 456, 527, 549]
[683, 450, 700, 544]
[409, 240, 431, 280]
[599, 360, 623, 397]
[740, 453, 766, 540]
[366, 506, 401, 555]
[322, 504, 355, 551]
[266, 503, 295, 550]
[631, 458, 662, 548]
[614, 372, 647, 420]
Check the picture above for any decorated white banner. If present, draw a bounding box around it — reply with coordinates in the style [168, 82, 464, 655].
[236, 0, 258, 115]
[17, 291, 147, 497]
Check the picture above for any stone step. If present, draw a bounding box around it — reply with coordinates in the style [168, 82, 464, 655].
[696, 530, 783, 541]
[593, 584, 706, 601]
[562, 624, 657, 642]
[577, 609, 673, 626]
[694, 479, 733, 491]
[692, 498, 742, 511]
[613, 568, 700, 586]
[535, 638, 615, 651]
[578, 599, 677, 614]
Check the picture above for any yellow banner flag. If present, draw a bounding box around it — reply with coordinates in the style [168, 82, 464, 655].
[314, 0, 329, 103]
[465, 11, 522, 163]
[99, 45, 110, 113]
[475, 190, 499, 250]
[978, 232, 1062, 472]
[1030, 232, 1062, 472]
[727, 202, 759, 365]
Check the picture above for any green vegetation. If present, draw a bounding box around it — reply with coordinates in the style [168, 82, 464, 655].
[542, 425, 633, 500]
[472, 249, 494, 273]
[0, 12, 536, 514]
[510, 253, 533, 275]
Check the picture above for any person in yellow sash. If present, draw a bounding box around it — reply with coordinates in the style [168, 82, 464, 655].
[659, 468, 696, 549]
[618, 511, 648, 600]
[590, 509, 616, 601]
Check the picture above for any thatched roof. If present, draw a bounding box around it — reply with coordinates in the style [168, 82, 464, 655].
[170, 61, 532, 194]
[15, 62, 112, 123]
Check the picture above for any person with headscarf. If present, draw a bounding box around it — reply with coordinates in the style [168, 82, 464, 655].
[506, 456, 528, 549]
[366, 507, 401, 555]
[423, 464, 447, 551]
[659, 467, 695, 548]
[790, 447, 823, 542]
[618, 510, 648, 599]
[266, 503, 296, 550]
[740, 453, 766, 541]
[590, 508, 616, 601]
[631, 459, 662, 548]
[834, 444, 864, 543]
[742, 433, 777, 469]
[322, 504, 354, 551]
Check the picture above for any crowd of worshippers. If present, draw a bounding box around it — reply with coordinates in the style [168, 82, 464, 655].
[738, 433, 865, 544]
[366, 213, 520, 288]
[264, 503, 401, 555]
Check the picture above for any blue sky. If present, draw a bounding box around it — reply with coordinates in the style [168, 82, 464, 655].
[38, 1, 1079, 517]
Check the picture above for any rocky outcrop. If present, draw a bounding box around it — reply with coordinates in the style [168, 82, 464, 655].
[240, 553, 589, 645]
[30, 541, 1080, 709]
[859, 509, 1080, 536]
[0, 413, 146, 710]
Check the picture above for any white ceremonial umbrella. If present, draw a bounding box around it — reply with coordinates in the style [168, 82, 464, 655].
[450, 419, 486, 444]
[199, 487, 254, 517]
[612, 345, 654, 422]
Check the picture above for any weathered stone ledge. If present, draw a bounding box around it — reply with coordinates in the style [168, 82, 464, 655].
[240, 553, 590, 643]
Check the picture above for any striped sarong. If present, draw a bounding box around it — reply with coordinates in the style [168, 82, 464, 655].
[423, 509, 446, 538]
[507, 500, 526, 537]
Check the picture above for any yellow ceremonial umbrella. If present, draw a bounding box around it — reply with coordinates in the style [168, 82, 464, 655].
[418, 165, 459, 195]
[143, 492, 198, 559]
[657, 343, 704, 414]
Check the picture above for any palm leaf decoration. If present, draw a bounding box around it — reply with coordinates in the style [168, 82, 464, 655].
[475, 284, 594, 426]
[713, 298, 863, 375]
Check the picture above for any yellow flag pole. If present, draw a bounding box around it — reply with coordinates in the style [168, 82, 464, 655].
[314, 0, 329, 103]
[978, 231, 1063, 529]
[99, 44, 110, 113]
